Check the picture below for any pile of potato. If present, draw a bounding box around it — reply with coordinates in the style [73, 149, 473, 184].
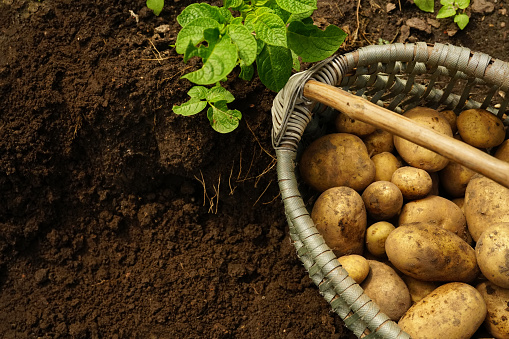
[299, 106, 509, 338]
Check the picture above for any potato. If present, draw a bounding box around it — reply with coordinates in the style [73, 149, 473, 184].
[439, 161, 476, 198]
[440, 109, 458, 133]
[311, 186, 367, 257]
[361, 181, 403, 220]
[477, 281, 509, 339]
[394, 107, 453, 172]
[335, 112, 376, 137]
[464, 175, 509, 241]
[337, 254, 370, 284]
[391, 166, 432, 200]
[398, 195, 470, 243]
[451, 197, 464, 211]
[299, 133, 375, 192]
[495, 139, 509, 163]
[428, 171, 440, 196]
[476, 223, 509, 289]
[365, 221, 395, 257]
[363, 129, 394, 157]
[385, 223, 479, 282]
[401, 275, 440, 304]
[398, 282, 487, 339]
[457, 108, 506, 148]
[371, 152, 402, 182]
[361, 260, 411, 321]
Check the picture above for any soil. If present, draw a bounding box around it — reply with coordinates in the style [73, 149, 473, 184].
[0, 0, 507, 338]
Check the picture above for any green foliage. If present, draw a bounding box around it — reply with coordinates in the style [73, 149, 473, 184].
[414, 0, 470, 30]
[146, 0, 164, 16]
[172, 0, 347, 133]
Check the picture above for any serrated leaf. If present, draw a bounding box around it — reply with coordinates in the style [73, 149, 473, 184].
[253, 13, 287, 47]
[175, 18, 221, 54]
[287, 22, 345, 62]
[177, 3, 225, 27]
[454, 13, 469, 29]
[146, 0, 164, 16]
[182, 35, 238, 85]
[207, 101, 242, 133]
[207, 86, 235, 103]
[188, 86, 209, 100]
[456, 0, 470, 9]
[173, 98, 207, 116]
[415, 0, 434, 12]
[228, 24, 257, 66]
[256, 44, 293, 92]
[239, 63, 254, 81]
[437, 5, 456, 18]
[224, 0, 243, 8]
[276, 0, 316, 14]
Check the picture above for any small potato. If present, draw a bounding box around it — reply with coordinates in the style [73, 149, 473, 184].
[299, 133, 375, 192]
[457, 108, 506, 148]
[440, 109, 458, 133]
[394, 107, 452, 172]
[391, 166, 432, 200]
[439, 161, 476, 198]
[335, 112, 376, 137]
[363, 129, 394, 157]
[337, 254, 370, 284]
[311, 186, 367, 257]
[476, 223, 509, 289]
[371, 152, 402, 182]
[451, 197, 465, 211]
[399, 282, 487, 339]
[386, 223, 479, 282]
[361, 181, 403, 220]
[465, 175, 509, 241]
[365, 221, 396, 257]
[361, 260, 412, 321]
[477, 281, 509, 339]
[401, 275, 440, 304]
[495, 140, 509, 163]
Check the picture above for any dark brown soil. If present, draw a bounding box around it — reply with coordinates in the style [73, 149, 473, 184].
[0, 0, 507, 338]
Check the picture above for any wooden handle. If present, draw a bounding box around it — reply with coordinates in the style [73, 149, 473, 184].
[303, 80, 509, 189]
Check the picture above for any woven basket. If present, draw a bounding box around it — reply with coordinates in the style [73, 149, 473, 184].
[271, 42, 509, 338]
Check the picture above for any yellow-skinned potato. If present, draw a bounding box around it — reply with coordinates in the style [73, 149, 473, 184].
[398, 195, 470, 243]
[361, 181, 403, 221]
[440, 109, 458, 133]
[451, 197, 465, 211]
[495, 140, 509, 163]
[337, 254, 370, 284]
[371, 152, 402, 182]
[299, 133, 375, 192]
[363, 129, 394, 157]
[476, 223, 509, 289]
[385, 223, 479, 282]
[394, 107, 453, 172]
[361, 260, 411, 321]
[365, 221, 395, 257]
[311, 186, 367, 257]
[439, 161, 476, 198]
[399, 282, 487, 339]
[477, 281, 509, 339]
[401, 275, 440, 304]
[335, 112, 376, 137]
[465, 175, 509, 241]
[391, 166, 432, 200]
[457, 108, 506, 148]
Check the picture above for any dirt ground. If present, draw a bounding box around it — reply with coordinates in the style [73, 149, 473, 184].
[0, 0, 507, 338]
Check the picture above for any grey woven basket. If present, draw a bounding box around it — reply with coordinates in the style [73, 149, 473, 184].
[271, 42, 509, 338]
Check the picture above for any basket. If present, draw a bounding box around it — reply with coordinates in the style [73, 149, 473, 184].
[271, 42, 509, 338]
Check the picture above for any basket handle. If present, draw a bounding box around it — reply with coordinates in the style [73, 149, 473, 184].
[303, 80, 509, 189]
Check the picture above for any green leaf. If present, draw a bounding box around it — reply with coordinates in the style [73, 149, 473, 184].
[456, 0, 470, 9]
[177, 3, 226, 27]
[218, 7, 234, 23]
[454, 13, 469, 29]
[239, 63, 254, 81]
[414, 0, 434, 12]
[230, 17, 244, 25]
[207, 101, 242, 133]
[228, 24, 257, 66]
[437, 5, 457, 18]
[254, 7, 274, 16]
[440, 0, 454, 5]
[265, 0, 291, 23]
[173, 97, 207, 116]
[287, 22, 346, 62]
[256, 44, 293, 92]
[188, 86, 209, 100]
[182, 35, 238, 85]
[253, 13, 287, 47]
[291, 50, 300, 71]
[146, 0, 164, 16]
[207, 86, 235, 103]
[175, 18, 221, 54]
[276, 0, 316, 14]
[224, 0, 243, 9]
[252, 0, 270, 6]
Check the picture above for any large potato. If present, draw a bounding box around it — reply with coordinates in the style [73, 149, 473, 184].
[299, 133, 375, 192]
[476, 223, 509, 289]
[335, 112, 376, 137]
[457, 108, 506, 148]
[371, 152, 401, 182]
[440, 109, 458, 133]
[363, 129, 394, 156]
[311, 186, 367, 257]
[477, 281, 509, 339]
[361, 260, 412, 321]
[361, 181, 403, 221]
[439, 161, 476, 198]
[385, 223, 479, 282]
[391, 166, 432, 200]
[398, 195, 469, 243]
[398, 282, 487, 339]
[464, 175, 509, 241]
[337, 254, 370, 284]
[394, 107, 453, 171]
[495, 140, 509, 163]
[401, 275, 439, 304]
[365, 221, 395, 257]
